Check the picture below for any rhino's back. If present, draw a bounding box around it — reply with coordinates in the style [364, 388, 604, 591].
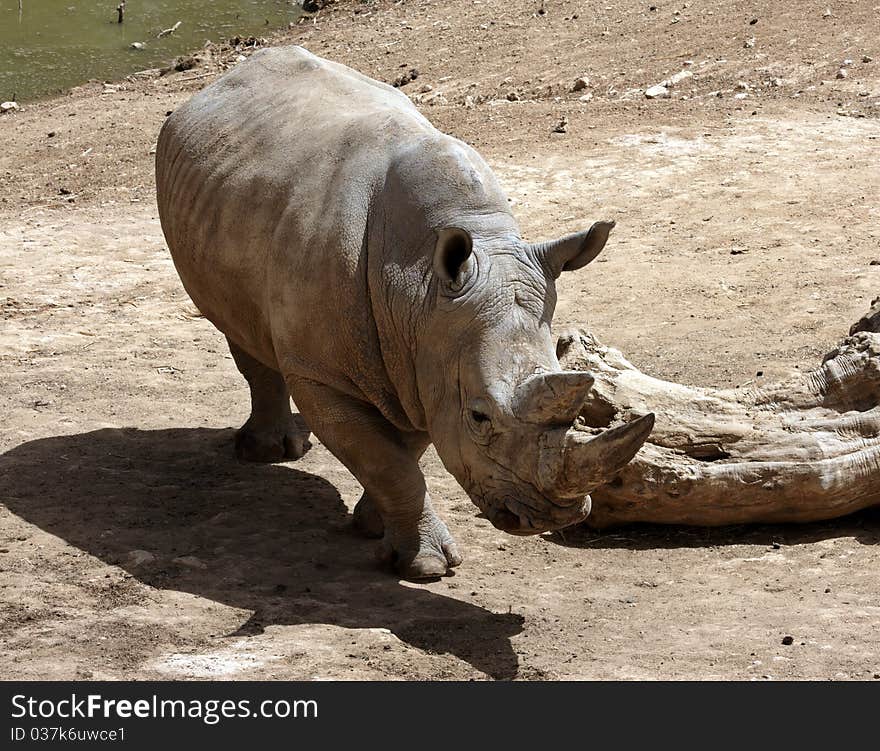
[156, 46, 436, 380]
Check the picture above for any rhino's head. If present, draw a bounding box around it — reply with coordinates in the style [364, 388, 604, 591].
[419, 220, 654, 535]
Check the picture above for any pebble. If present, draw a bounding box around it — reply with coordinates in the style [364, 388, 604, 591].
[781, 635, 794, 646]
[571, 76, 590, 92]
[173, 555, 208, 570]
[578, 92, 593, 102]
[665, 70, 693, 87]
[0, 101, 19, 114]
[127, 550, 156, 566]
[418, 83, 433, 93]
[506, 90, 520, 101]
[392, 68, 420, 88]
[863, 55, 874, 63]
[842, 58, 854, 66]
[736, 80, 751, 91]
[130, 42, 146, 50]
[744, 37, 756, 48]
[552, 116, 568, 134]
[836, 68, 848, 79]
[822, 8, 832, 18]
[645, 84, 670, 99]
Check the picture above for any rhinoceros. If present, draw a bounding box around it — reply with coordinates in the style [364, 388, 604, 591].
[155, 46, 654, 579]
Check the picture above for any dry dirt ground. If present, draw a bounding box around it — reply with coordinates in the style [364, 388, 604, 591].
[2, 1, 880, 680]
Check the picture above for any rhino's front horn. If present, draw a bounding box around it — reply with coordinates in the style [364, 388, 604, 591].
[513, 371, 595, 426]
[539, 413, 655, 498]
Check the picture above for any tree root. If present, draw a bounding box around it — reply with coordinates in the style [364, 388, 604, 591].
[558, 297, 880, 528]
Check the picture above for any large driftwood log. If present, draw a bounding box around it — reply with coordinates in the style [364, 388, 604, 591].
[559, 297, 880, 528]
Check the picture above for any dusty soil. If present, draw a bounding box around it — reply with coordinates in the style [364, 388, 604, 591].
[2, 0, 880, 680]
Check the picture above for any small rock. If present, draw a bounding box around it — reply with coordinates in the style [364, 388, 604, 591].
[770, 77, 784, 87]
[781, 635, 794, 646]
[0, 101, 19, 114]
[665, 70, 693, 87]
[842, 58, 854, 67]
[736, 81, 751, 91]
[173, 555, 208, 570]
[578, 92, 593, 102]
[863, 55, 873, 63]
[870, 260, 880, 266]
[571, 76, 590, 92]
[127, 550, 156, 567]
[552, 116, 568, 134]
[392, 68, 419, 88]
[235, 54, 247, 63]
[130, 42, 146, 50]
[749, 17, 758, 25]
[734, 92, 749, 99]
[47, 131, 56, 138]
[172, 56, 197, 73]
[418, 83, 433, 93]
[744, 37, 756, 48]
[645, 84, 670, 99]
[822, 8, 832, 18]
[506, 90, 520, 101]
[836, 68, 848, 79]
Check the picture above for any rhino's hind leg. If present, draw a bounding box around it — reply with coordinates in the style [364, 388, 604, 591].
[228, 338, 312, 463]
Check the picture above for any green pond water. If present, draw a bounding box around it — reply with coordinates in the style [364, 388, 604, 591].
[0, 0, 301, 102]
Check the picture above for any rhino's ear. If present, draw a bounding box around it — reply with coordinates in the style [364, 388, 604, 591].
[532, 220, 615, 278]
[433, 227, 473, 286]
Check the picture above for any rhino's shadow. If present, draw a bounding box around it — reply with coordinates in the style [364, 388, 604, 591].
[0, 427, 522, 679]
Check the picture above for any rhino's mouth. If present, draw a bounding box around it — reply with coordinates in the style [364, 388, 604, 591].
[481, 494, 591, 535]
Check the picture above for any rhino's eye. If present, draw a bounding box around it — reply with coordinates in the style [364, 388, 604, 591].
[471, 410, 490, 424]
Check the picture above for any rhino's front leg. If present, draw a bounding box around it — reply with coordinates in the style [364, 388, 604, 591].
[290, 378, 462, 579]
[352, 491, 385, 538]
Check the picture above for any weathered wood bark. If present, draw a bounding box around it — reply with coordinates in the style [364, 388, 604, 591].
[558, 296, 880, 528]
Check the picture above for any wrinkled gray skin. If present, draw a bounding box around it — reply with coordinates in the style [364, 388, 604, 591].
[156, 46, 654, 579]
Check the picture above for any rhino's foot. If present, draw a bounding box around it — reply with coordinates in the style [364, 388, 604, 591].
[378, 508, 462, 581]
[234, 419, 312, 463]
[352, 492, 385, 538]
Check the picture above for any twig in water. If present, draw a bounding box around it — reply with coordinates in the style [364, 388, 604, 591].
[157, 21, 181, 38]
